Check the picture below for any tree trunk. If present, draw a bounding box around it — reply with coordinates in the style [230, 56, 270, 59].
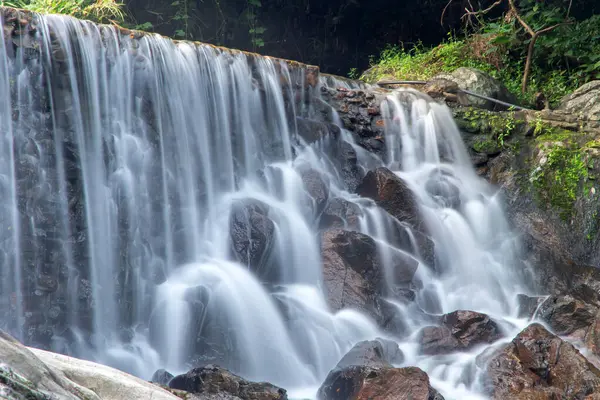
[521, 33, 539, 94]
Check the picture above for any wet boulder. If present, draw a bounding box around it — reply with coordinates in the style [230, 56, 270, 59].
[479, 323, 600, 399]
[151, 369, 174, 386]
[317, 365, 444, 400]
[336, 339, 404, 369]
[295, 117, 341, 144]
[537, 294, 598, 337]
[418, 310, 503, 355]
[516, 294, 546, 319]
[319, 197, 362, 230]
[424, 171, 461, 209]
[168, 365, 287, 400]
[321, 229, 385, 321]
[229, 199, 276, 281]
[357, 167, 426, 233]
[300, 168, 330, 217]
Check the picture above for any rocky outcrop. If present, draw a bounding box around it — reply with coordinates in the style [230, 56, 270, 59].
[168, 365, 287, 400]
[317, 340, 443, 400]
[151, 369, 174, 386]
[418, 310, 503, 355]
[559, 80, 600, 119]
[229, 200, 276, 282]
[0, 328, 183, 400]
[479, 323, 600, 399]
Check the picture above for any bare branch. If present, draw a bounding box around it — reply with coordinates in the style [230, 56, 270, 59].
[461, 0, 503, 20]
[440, 0, 455, 26]
[538, 21, 572, 35]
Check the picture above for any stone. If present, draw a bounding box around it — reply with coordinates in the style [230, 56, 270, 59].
[537, 295, 598, 337]
[336, 339, 404, 369]
[418, 310, 503, 355]
[317, 366, 444, 400]
[321, 229, 383, 320]
[516, 294, 546, 319]
[295, 117, 341, 144]
[319, 197, 362, 230]
[559, 81, 600, 119]
[151, 369, 174, 386]
[229, 199, 276, 282]
[357, 167, 426, 232]
[168, 365, 287, 400]
[434, 67, 517, 110]
[479, 323, 600, 399]
[300, 168, 330, 217]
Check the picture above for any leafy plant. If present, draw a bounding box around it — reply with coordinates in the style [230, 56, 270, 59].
[246, 0, 266, 50]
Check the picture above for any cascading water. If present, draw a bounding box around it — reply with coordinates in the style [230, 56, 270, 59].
[0, 8, 539, 400]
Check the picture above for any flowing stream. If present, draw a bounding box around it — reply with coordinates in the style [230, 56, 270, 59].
[0, 10, 537, 399]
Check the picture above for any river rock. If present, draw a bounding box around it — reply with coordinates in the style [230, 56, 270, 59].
[229, 199, 276, 281]
[295, 117, 341, 144]
[434, 67, 516, 110]
[317, 365, 444, 400]
[537, 294, 598, 336]
[321, 229, 383, 320]
[168, 365, 287, 400]
[357, 167, 425, 232]
[479, 323, 600, 399]
[418, 310, 503, 355]
[559, 80, 600, 119]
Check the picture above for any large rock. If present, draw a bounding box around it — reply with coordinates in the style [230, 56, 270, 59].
[357, 167, 425, 232]
[318, 339, 441, 400]
[317, 366, 444, 400]
[321, 229, 383, 319]
[434, 67, 516, 110]
[168, 365, 287, 400]
[0, 328, 181, 400]
[229, 199, 276, 281]
[559, 81, 600, 119]
[479, 323, 600, 399]
[418, 310, 503, 355]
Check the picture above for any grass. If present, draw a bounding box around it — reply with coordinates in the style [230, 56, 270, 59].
[359, 35, 580, 108]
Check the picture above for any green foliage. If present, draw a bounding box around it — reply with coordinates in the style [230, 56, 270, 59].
[530, 141, 588, 221]
[2, 0, 125, 23]
[246, 0, 266, 50]
[364, 1, 599, 107]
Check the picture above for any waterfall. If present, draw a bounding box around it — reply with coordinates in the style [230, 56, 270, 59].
[0, 9, 534, 399]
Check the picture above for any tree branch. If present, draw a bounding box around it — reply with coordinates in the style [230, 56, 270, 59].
[507, 0, 534, 35]
[440, 0, 454, 26]
[461, 0, 503, 20]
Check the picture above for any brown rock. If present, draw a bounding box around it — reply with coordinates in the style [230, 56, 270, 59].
[317, 366, 444, 400]
[480, 323, 600, 399]
[321, 229, 382, 319]
[357, 167, 426, 233]
[418, 310, 503, 355]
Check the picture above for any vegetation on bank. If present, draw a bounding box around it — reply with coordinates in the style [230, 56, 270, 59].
[1, 0, 126, 23]
[360, 0, 600, 107]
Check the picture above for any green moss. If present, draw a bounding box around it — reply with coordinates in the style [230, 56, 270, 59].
[530, 141, 589, 221]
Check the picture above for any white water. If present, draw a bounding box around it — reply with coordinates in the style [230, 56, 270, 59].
[0, 10, 538, 400]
